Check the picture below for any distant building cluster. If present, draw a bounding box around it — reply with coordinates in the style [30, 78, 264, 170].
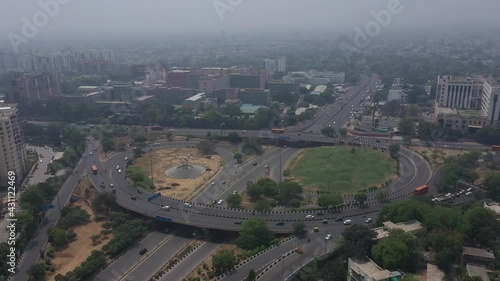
[282, 70, 345, 85]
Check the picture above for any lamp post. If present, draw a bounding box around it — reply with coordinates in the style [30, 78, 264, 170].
[279, 148, 282, 183]
[150, 148, 154, 187]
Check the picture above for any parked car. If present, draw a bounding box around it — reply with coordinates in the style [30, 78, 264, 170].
[325, 234, 332, 240]
[343, 219, 352, 225]
[162, 206, 170, 211]
[314, 227, 319, 232]
[365, 218, 373, 223]
[184, 202, 192, 208]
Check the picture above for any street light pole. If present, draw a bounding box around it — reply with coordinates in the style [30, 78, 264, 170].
[150, 148, 154, 187]
[279, 148, 282, 183]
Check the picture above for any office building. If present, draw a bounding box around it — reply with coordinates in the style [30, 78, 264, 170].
[199, 74, 229, 93]
[229, 69, 268, 89]
[130, 64, 148, 79]
[75, 60, 113, 75]
[348, 258, 401, 281]
[282, 72, 309, 84]
[263, 58, 286, 76]
[10, 73, 62, 105]
[145, 87, 197, 105]
[0, 101, 28, 187]
[436, 76, 484, 109]
[266, 81, 299, 96]
[0, 52, 19, 71]
[167, 69, 191, 88]
[308, 71, 345, 85]
[480, 79, 500, 125]
[372, 220, 423, 240]
[238, 89, 271, 106]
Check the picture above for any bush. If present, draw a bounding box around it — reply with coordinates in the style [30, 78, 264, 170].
[60, 206, 90, 228]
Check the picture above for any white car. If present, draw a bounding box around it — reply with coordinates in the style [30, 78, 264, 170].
[118, 169, 122, 173]
[211, 182, 215, 185]
[325, 234, 332, 240]
[124, 157, 128, 161]
[217, 199, 224, 205]
[365, 218, 373, 224]
[465, 191, 472, 196]
[90, 152, 93, 155]
[39, 159, 43, 163]
[116, 165, 120, 170]
[162, 206, 170, 211]
[109, 183, 114, 187]
[305, 215, 314, 220]
[343, 219, 352, 225]
[184, 202, 192, 208]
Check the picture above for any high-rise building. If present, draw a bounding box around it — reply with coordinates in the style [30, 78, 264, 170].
[436, 76, 484, 109]
[167, 69, 191, 88]
[229, 69, 268, 89]
[263, 58, 286, 76]
[266, 81, 299, 96]
[481, 79, 500, 125]
[10, 73, 62, 105]
[0, 101, 28, 187]
[199, 74, 229, 93]
[130, 64, 148, 79]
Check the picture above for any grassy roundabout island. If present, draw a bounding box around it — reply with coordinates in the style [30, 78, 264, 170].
[287, 146, 398, 194]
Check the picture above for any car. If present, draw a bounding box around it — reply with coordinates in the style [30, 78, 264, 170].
[343, 219, 352, 225]
[335, 217, 343, 222]
[305, 215, 314, 220]
[192, 230, 199, 236]
[467, 188, 473, 192]
[365, 218, 373, 223]
[264, 164, 269, 168]
[139, 248, 147, 255]
[39, 159, 43, 163]
[162, 206, 170, 211]
[137, 190, 143, 194]
[325, 234, 332, 240]
[314, 227, 319, 232]
[217, 199, 224, 205]
[90, 152, 93, 155]
[222, 180, 226, 184]
[118, 169, 122, 173]
[276, 221, 285, 226]
[116, 165, 120, 170]
[316, 212, 324, 216]
[131, 196, 137, 200]
[211, 182, 215, 185]
[184, 202, 192, 208]
[459, 190, 465, 194]
[243, 130, 248, 133]
[109, 183, 114, 187]
[253, 162, 258, 166]
[124, 157, 128, 161]
[322, 219, 328, 224]
[234, 221, 242, 224]
[465, 191, 473, 196]
[232, 191, 237, 195]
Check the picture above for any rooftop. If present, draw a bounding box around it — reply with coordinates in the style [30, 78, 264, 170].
[185, 92, 206, 102]
[372, 220, 423, 239]
[457, 109, 486, 118]
[136, 95, 154, 102]
[314, 85, 328, 93]
[463, 246, 495, 260]
[466, 264, 490, 281]
[349, 258, 400, 280]
[484, 202, 500, 215]
[240, 104, 266, 114]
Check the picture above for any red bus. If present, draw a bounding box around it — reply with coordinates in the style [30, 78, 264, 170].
[492, 145, 500, 151]
[414, 185, 428, 195]
[271, 128, 285, 134]
[151, 126, 163, 131]
[91, 165, 98, 175]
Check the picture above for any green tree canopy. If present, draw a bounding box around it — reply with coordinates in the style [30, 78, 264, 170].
[317, 193, 343, 208]
[238, 218, 274, 250]
[341, 225, 377, 259]
[212, 249, 237, 274]
[372, 229, 417, 271]
[227, 194, 242, 208]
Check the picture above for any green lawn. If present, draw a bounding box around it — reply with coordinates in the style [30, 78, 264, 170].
[288, 146, 397, 194]
[126, 165, 154, 189]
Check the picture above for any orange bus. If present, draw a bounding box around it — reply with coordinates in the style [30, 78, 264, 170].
[492, 145, 500, 151]
[271, 128, 285, 134]
[414, 185, 428, 195]
[91, 165, 98, 175]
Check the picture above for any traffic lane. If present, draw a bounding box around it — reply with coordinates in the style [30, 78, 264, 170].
[159, 242, 220, 281]
[94, 231, 171, 281]
[26, 145, 57, 186]
[122, 234, 192, 281]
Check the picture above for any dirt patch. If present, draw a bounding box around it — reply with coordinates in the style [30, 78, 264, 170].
[132, 148, 223, 200]
[46, 179, 112, 280]
[47, 200, 112, 280]
[412, 147, 464, 170]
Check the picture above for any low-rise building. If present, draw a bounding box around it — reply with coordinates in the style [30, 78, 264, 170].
[348, 258, 401, 281]
[240, 104, 267, 114]
[238, 89, 271, 106]
[433, 105, 499, 133]
[483, 201, 500, 216]
[466, 264, 490, 281]
[463, 246, 496, 267]
[183, 92, 206, 110]
[372, 220, 423, 240]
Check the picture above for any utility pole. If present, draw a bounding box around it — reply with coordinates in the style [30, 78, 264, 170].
[279, 148, 282, 183]
[150, 148, 154, 187]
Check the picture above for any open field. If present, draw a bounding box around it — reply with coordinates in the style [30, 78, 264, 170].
[128, 148, 223, 200]
[287, 146, 397, 194]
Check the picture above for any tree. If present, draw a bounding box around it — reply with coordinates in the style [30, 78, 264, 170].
[239, 218, 274, 250]
[212, 249, 236, 274]
[247, 269, 257, 281]
[228, 132, 241, 144]
[27, 263, 46, 280]
[49, 227, 71, 248]
[92, 192, 116, 214]
[134, 135, 147, 143]
[220, 104, 243, 117]
[474, 126, 500, 145]
[339, 128, 348, 137]
[429, 228, 463, 269]
[377, 200, 430, 225]
[354, 192, 367, 205]
[388, 143, 400, 155]
[196, 140, 216, 155]
[317, 193, 343, 208]
[227, 194, 242, 208]
[376, 189, 389, 202]
[405, 105, 419, 116]
[321, 127, 336, 137]
[292, 222, 307, 235]
[277, 182, 303, 205]
[102, 137, 115, 153]
[233, 152, 243, 164]
[398, 118, 415, 135]
[464, 207, 500, 247]
[341, 225, 377, 259]
[247, 184, 264, 199]
[255, 199, 271, 212]
[60, 206, 90, 228]
[406, 86, 426, 104]
[371, 229, 417, 271]
[382, 100, 401, 117]
[423, 206, 464, 233]
[483, 172, 500, 201]
[259, 179, 279, 197]
[402, 135, 412, 145]
[19, 186, 45, 215]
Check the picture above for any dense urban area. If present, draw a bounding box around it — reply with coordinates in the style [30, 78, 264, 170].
[1, 2, 500, 281]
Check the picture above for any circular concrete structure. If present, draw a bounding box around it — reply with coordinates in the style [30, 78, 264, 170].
[165, 164, 206, 179]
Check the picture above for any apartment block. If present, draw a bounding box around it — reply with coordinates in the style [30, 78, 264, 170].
[0, 101, 28, 187]
[10, 73, 62, 105]
[348, 258, 401, 281]
[263, 58, 286, 76]
[238, 89, 271, 106]
[229, 69, 268, 89]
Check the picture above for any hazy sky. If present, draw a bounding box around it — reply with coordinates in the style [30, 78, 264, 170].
[1, 0, 500, 44]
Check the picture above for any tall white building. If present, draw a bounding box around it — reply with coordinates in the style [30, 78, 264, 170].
[481, 80, 500, 125]
[436, 76, 484, 109]
[0, 101, 28, 186]
[263, 58, 286, 76]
